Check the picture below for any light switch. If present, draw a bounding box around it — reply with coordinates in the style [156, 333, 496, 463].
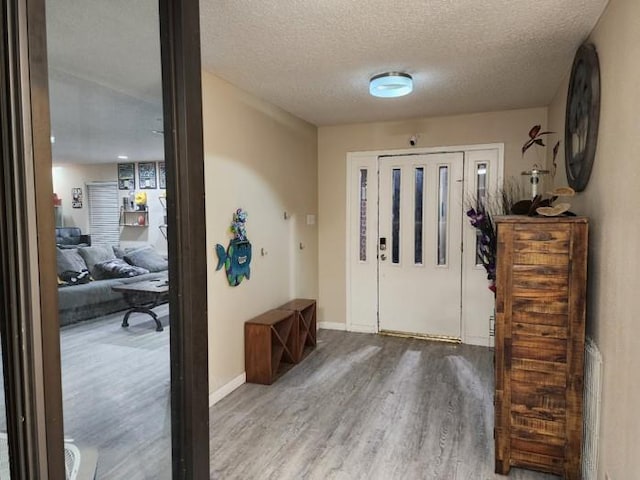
[306, 214, 316, 225]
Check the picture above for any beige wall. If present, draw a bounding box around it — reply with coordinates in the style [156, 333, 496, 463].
[547, 0, 640, 477]
[202, 73, 318, 393]
[52, 163, 115, 232]
[52, 163, 168, 252]
[317, 107, 547, 325]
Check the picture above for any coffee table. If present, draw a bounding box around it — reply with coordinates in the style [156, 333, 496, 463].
[112, 277, 169, 331]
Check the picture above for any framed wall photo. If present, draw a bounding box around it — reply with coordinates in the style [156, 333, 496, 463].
[138, 162, 157, 189]
[71, 187, 83, 208]
[158, 161, 166, 189]
[118, 163, 136, 190]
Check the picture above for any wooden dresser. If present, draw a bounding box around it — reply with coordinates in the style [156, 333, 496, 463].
[494, 216, 588, 479]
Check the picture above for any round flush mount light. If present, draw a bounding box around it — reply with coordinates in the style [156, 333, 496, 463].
[369, 72, 413, 98]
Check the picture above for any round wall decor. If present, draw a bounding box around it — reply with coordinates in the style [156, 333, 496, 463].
[565, 43, 601, 192]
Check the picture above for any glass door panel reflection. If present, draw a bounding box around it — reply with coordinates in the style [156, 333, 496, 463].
[46, 0, 170, 477]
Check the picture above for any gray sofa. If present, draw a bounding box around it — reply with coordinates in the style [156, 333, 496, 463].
[55, 227, 91, 247]
[58, 271, 168, 326]
[57, 244, 168, 326]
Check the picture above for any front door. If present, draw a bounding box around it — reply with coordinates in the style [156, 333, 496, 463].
[378, 153, 464, 338]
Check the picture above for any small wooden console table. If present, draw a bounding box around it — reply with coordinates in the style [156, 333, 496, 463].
[245, 299, 317, 384]
[245, 309, 297, 385]
[278, 298, 317, 362]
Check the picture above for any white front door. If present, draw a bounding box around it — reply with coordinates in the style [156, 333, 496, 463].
[378, 153, 464, 338]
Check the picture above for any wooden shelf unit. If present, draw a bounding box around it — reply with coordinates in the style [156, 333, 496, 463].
[245, 309, 296, 385]
[494, 216, 588, 479]
[279, 298, 316, 362]
[119, 207, 149, 227]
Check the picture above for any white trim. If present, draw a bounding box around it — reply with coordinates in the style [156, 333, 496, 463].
[346, 143, 504, 345]
[348, 143, 505, 159]
[318, 321, 347, 331]
[347, 324, 378, 334]
[209, 372, 246, 407]
[464, 335, 491, 347]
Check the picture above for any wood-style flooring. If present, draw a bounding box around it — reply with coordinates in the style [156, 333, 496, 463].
[60, 305, 172, 480]
[210, 330, 559, 480]
[1, 314, 560, 479]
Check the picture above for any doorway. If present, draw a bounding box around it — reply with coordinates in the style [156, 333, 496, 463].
[378, 153, 464, 339]
[347, 144, 503, 346]
[0, 0, 209, 478]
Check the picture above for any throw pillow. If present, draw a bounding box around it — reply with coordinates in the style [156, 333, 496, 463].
[59, 269, 92, 286]
[124, 246, 168, 273]
[112, 245, 127, 259]
[93, 259, 150, 280]
[56, 248, 89, 276]
[78, 245, 116, 276]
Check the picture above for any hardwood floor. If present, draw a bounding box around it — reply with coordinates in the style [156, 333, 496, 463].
[210, 330, 559, 480]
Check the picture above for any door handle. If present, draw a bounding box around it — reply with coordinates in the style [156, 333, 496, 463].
[380, 254, 387, 261]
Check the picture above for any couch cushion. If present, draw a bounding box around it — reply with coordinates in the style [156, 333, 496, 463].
[57, 277, 125, 313]
[56, 248, 88, 276]
[112, 245, 127, 259]
[92, 259, 150, 280]
[124, 246, 168, 272]
[78, 245, 116, 275]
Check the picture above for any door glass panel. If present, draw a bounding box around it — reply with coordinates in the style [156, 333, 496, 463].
[437, 166, 449, 265]
[0, 341, 10, 478]
[391, 168, 401, 264]
[359, 169, 368, 262]
[475, 163, 487, 265]
[414, 167, 424, 264]
[46, 1, 171, 478]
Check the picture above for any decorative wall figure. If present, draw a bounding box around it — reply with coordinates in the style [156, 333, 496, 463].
[215, 209, 252, 287]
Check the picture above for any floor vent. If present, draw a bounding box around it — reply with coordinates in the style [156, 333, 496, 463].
[582, 336, 603, 480]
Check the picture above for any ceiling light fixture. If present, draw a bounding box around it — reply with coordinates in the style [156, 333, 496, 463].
[117, 155, 129, 160]
[369, 72, 413, 98]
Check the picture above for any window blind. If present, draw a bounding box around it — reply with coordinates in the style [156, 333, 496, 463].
[86, 182, 120, 246]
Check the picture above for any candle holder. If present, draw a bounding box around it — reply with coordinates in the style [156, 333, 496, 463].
[521, 164, 550, 198]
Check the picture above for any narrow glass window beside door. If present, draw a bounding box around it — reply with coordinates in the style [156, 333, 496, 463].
[437, 166, 449, 266]
[391, 168, 401, 264]
[414, 167, 424, 265]
[475, 163, 488, 265]
[359, 169, 368, 262]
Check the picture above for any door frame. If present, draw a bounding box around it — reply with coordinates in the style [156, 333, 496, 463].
[346, 143, 504, 345]
[1, 0, 210, 478]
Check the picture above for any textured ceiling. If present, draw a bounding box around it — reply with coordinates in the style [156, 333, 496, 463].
[46, 0, 608, 164]
[200, 0, 608, 126]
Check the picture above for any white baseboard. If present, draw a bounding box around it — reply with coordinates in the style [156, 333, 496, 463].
[347, 324, 378, 334]
[464, 335, 491, 347]
[209, 372, 246, 407]
[318, 321, 347, 331]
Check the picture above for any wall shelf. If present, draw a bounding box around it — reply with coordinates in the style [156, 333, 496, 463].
[159, 195, 167, 239]
[119, 207, 149, 227]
